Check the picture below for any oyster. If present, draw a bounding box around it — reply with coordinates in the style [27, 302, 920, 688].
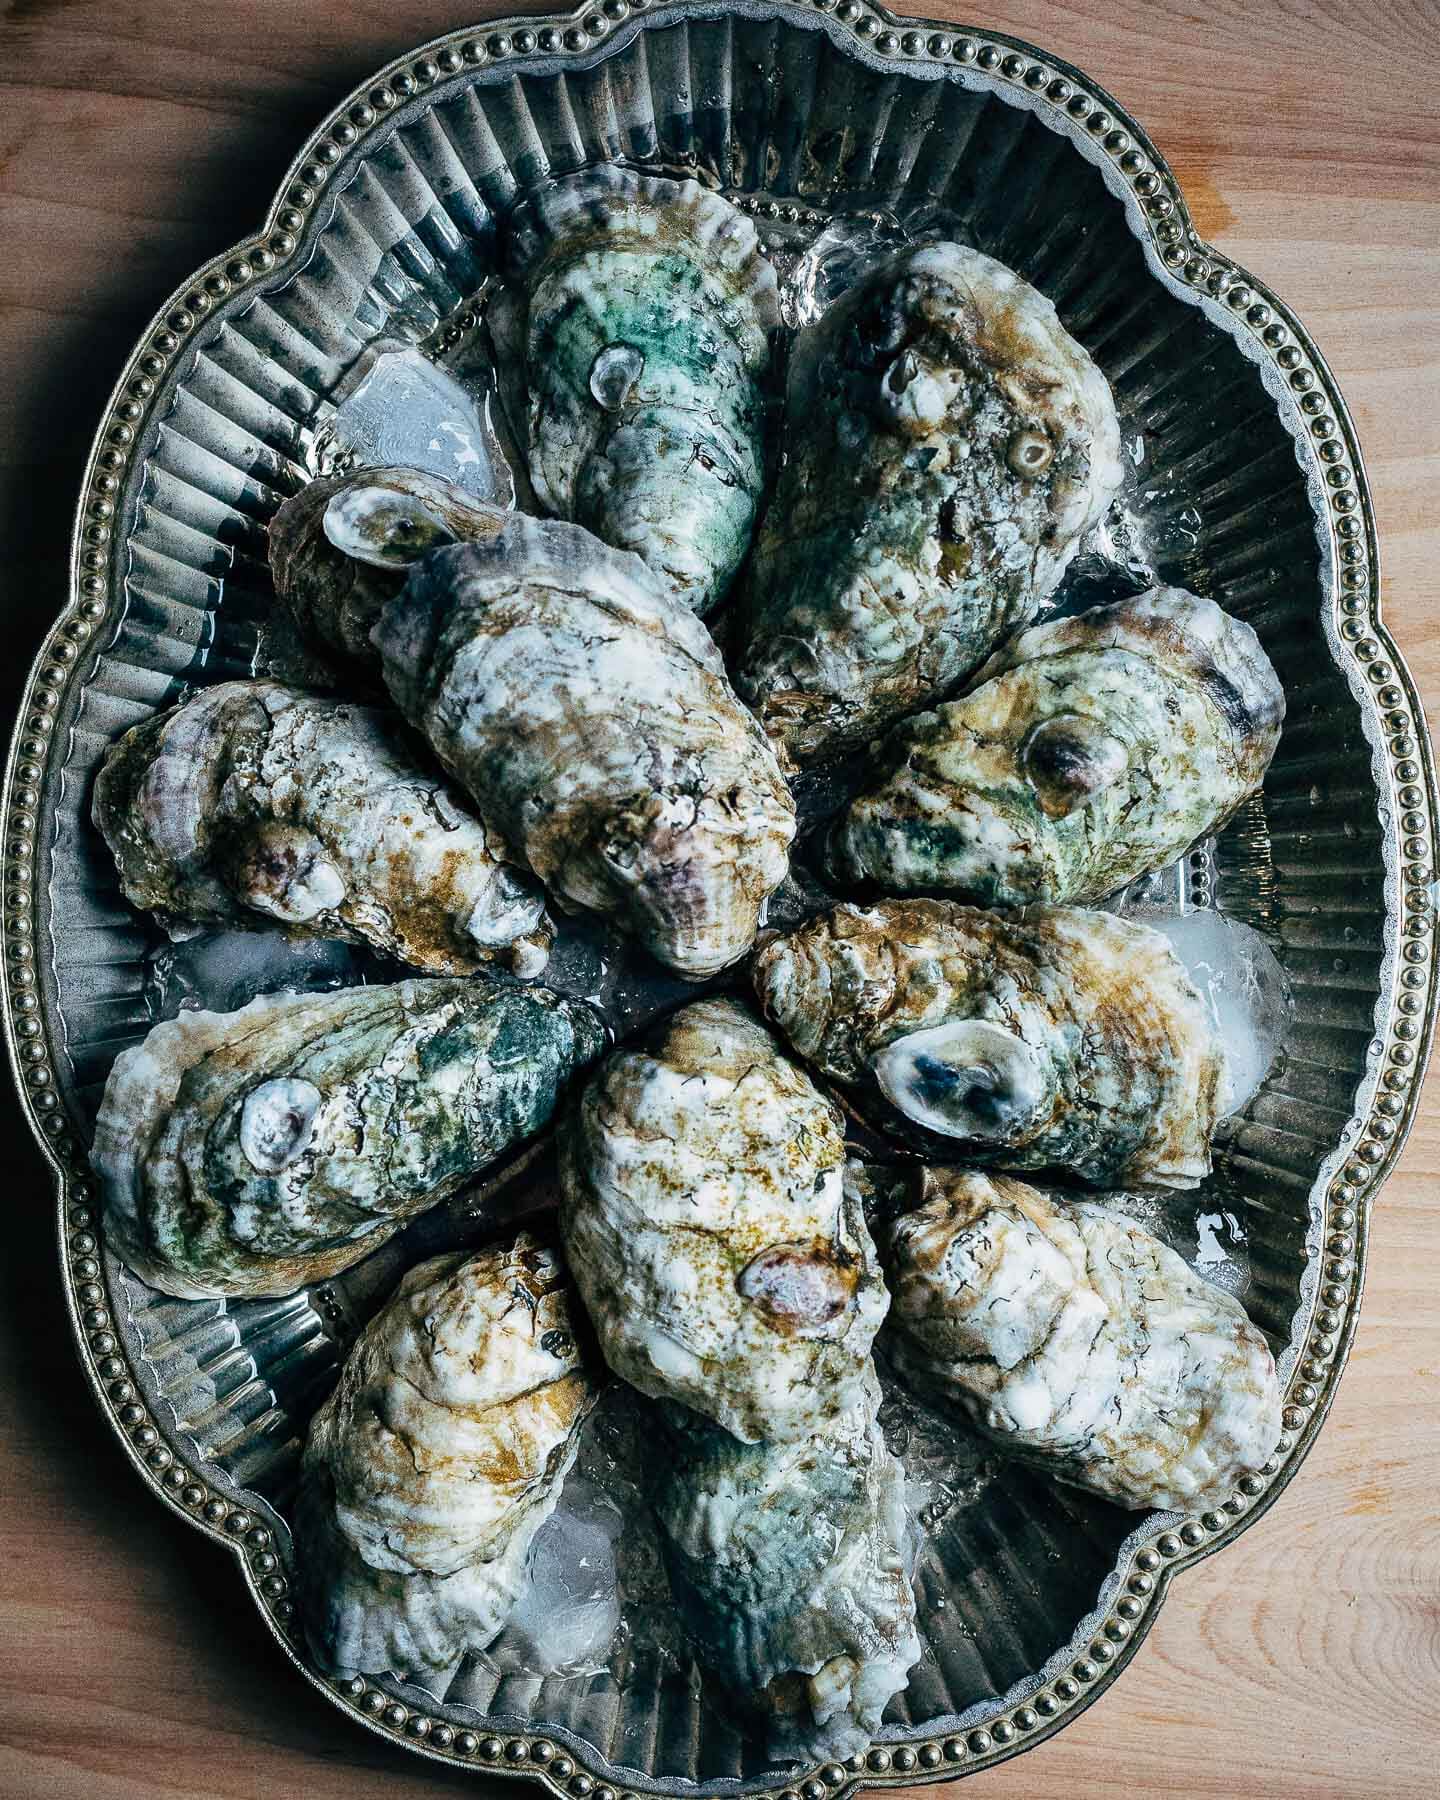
[753, 901, 1225, 1189]
[268, 466, 505, 672]
[831, 586, 1285, 905]
[731, 241, 1123, 766]
[652, 1365, 920, 1762]
[94, 979, 603, 1299]
[558, 997, 888, 1443]
[375, 517, 796, 979]
[503, 165, 780, 615]
[92, 678, 551, 977]
[882, 1168, 1283, 1510]
[295, 1235, 599, 1683]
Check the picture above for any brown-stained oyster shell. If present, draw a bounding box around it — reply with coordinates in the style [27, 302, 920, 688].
[881, 1167, 1283, 1510]
[730, 241, 1123, 767]
[295, 1235, 599, 1683]
[558, 997, 889, 1443]
[374, 514, 796, 979]
[92, 678, 551, 977]
[753, 900, 1226, 1189]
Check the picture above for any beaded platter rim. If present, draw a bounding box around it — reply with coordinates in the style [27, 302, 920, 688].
[4, 0, 1435, 1789]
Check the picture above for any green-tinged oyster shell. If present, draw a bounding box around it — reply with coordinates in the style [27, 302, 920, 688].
[558, 997, 889, 1444]
[504, 165, 780, 616]
[93, 678, 551, 977]
[296, 1236, 599, 1683]
[731, 241, 1123, 766]
[882, 1168, 1283, 1510]
[753, 900, 1225, 1189]
[94, 979, 603, 1299]
[831, 586, 1285, 905]
[375, 517, 795, 979]
[651, 1364, 919, 1763]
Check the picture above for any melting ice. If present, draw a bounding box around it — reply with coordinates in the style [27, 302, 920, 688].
[312, 341, 514, 505]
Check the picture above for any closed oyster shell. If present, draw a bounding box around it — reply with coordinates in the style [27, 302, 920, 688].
[295, 1235, 599, 1682]
[831, 586, 1285, 905]
[504, 166, 780, 615]
[375, 518, 795, 979]
[882, 1168, 1283, 1510]
[731, 241, 1123, 765]
[94, 979, 603, 1299]
[753, 901, 1225, 1189]
[652, 1364, 920, 1762]
[268, 467, 505, 672]
[92, 678, 551, 976]
[558, 997, 889, 1443]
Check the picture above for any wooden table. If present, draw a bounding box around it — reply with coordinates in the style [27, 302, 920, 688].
[1, 2, 1436, 1795]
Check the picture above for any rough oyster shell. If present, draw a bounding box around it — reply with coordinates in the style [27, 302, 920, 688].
[268, 467, 505, 672]
[752, 901, 1225, 1189]
[92, 678, 551, 977]
[881, 1168, 1283, 1510]
[295, 1235, 599, 1683]
[652, 1364, 920, 1762]
[558, 997, 889, 1443]
[504, 165, 780, 615]
[375, 517, 796, 979]
[831, 586, 1285, 906]
[731, 241, 1123, 766]
[94, 979, 603, 1299]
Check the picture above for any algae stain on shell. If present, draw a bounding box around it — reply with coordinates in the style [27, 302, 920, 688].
[93, 979, 604, 1299]
[504, 166, 780, 617]
[831, 586, 1285, 907]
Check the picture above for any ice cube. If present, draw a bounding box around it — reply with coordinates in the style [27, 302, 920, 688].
[781, 212, 911, 328]
[1142, 910, 1292, 1113]
[484, 1475, 624, 1678]
[312, 341, 514, 505]
[143, 927, 369, 1022]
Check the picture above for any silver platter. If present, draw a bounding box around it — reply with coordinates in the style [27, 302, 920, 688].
[4, 3, 1435, 1792]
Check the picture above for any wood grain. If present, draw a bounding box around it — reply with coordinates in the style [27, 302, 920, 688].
[1, 2, 1437, 1795]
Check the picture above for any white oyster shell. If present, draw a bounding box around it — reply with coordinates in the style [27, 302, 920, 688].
[504, 165, 780, 615]
[92, 678, 551, 976]
[558, 997, 889, 1443]
[295, 1236, 599, 1683]
[268, 467, 506, 672]
[831, 586, 1285, 906]
[375, 515, 795, 979]
[94, 980, 603, 1299]
[882, 1169, 1283, 1510]
[652, 1364, 920, 1762]
[731, 241, 1123, 765]
[753, 900, 1226, 1189]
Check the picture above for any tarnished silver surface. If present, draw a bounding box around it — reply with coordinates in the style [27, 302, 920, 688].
[2, 2, 1434, 1793]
